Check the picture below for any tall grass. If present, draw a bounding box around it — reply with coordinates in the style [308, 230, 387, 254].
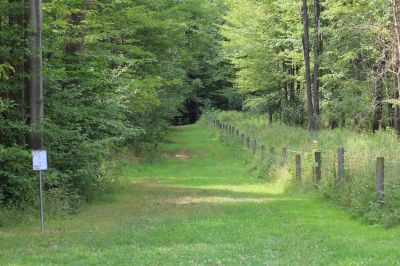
[203, 110, 400, 228]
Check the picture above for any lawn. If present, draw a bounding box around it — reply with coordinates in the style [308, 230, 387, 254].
[1, 123, 400, 265]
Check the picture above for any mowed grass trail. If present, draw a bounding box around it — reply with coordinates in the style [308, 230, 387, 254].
[1, 124, 400, 265]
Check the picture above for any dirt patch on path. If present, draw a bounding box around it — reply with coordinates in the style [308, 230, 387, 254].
[161, 151, 199, 160]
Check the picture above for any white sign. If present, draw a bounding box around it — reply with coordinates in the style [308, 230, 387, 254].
[32, 150, 48, 171]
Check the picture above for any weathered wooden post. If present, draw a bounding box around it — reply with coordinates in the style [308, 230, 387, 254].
[315, 151, 321, 188]
[232, 126, 235, 136]
[260, 145, 265, 161]
[281, 147, 287, 165]
[296, 154, 301, 182]
[241, 134, 245, 146]
[246, 137, 250, 149]
[376, 157, 384, 204]
[252, 139, 257, 155]
[338, 147, 345, 180]
[236, 129, 239, 138]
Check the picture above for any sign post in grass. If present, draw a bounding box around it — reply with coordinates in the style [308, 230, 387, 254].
[32, 150, 48, 233]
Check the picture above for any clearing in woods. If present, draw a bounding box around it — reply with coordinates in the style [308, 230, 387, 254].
[1, 124, 400, 265]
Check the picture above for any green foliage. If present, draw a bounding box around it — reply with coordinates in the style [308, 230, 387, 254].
[0, 0, 230, 217]
[220, 0, 400, 130]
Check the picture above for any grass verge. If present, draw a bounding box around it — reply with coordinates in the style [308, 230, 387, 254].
[1, 123, 400, 265]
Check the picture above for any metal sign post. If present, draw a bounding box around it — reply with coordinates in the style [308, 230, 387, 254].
[32, 150, 48, 233]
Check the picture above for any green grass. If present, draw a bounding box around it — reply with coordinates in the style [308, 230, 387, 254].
[1, 123, 400, 265]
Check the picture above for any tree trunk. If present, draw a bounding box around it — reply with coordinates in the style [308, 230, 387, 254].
[372, 59, 385, 132]
[313, 0, 321, 130]
[393, 0, 400, 137]
[64, 11, 86, 55]
[28, 0, 43, 149]
[302, 0, 314, 131]
[269, 111, 273, 124]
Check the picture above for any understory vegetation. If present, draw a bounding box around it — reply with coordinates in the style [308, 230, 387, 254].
[205, 110, 400, 228]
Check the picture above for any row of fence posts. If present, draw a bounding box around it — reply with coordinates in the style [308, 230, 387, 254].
[211, 118, 385, 205]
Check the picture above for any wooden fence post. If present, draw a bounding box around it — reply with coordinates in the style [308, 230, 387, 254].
[281, 147, 287, 165]
[338, 147, 345, 180]
[296, 154, 301, 182]
[246, 137, 250, 149]
[241, 134, 245, 146]
[376, 157, 384, 204]
[315, 151, 321, 188]
[232, 126, 235, 136]
[261, 145, 265, 161]
[252, 139, 257, 155]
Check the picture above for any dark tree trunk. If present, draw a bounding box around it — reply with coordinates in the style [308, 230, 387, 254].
[313, 0, 321, 130]
[393, 0, 400, 137]
[269, 111, 273, 124]
[64, 0, 88, 56]
[302, 0, 314, 131]
[28, 0, 43, 149]
[64, 12, 86, 55]
[372, 59, 385, 132]
[289, 64, 295, 102]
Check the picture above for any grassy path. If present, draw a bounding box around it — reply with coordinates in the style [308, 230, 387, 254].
[1, 124, 400, 265]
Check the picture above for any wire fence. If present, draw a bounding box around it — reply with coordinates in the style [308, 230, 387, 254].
[210, 118, 400, 206]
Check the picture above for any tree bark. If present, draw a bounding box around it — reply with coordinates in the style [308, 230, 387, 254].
[28, 0, 43, 149]
[64, 0, 89, 57]
[393, 0, 400, 137]
[372, 59, 385, 132]
[302, 0, 314, 131]
[313, 0, 321, 130]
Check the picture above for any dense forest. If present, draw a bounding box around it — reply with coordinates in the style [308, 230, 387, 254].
[2, 0, 400, 211]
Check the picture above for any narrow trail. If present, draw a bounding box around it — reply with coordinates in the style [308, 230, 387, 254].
[1, 124, 400, 265]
